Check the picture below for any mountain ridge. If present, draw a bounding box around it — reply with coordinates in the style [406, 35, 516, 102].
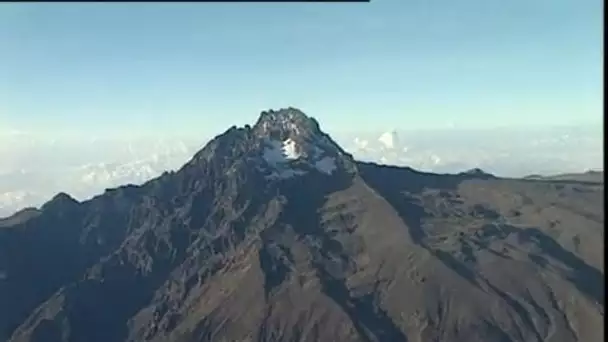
[0, 108, 604, 342]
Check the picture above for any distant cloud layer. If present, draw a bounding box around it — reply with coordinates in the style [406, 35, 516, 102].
[0, 124, 602, 217]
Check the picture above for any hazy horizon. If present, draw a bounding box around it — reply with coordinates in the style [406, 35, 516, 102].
[0, 119, 602, 218]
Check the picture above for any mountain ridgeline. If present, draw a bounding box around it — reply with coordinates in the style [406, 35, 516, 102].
[0, 108, 604, 342]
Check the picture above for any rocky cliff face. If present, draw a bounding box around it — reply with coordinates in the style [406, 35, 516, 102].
[0, 108, 604, 342]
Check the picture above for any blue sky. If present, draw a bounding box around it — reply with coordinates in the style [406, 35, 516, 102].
[0, 0, 603, 137]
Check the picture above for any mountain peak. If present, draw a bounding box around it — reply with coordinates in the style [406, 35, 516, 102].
[460, 168, 496, 179]
[40, 192, 79, 212]
[187, 107, 357, 181]
[253, 107, 321, 140]
[248, 108, 357, 180]
[49, 192, 78, 204]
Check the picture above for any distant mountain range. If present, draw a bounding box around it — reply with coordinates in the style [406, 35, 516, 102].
[0, 108, 603, 342]
[524, 170, 603, 183]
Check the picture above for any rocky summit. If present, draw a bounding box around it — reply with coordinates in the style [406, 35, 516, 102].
[0, 108, 604, 342]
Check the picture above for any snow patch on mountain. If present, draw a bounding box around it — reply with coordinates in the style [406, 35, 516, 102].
[314, 157, 337, 175]
[260, 135, 338, 179]
[263, 140, 288, 165]
[261, 139, 305, 179]
[262, 139, 302, 164]
[282, 138, 300, 160]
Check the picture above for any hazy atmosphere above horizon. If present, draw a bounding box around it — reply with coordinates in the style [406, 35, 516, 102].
[0, 0, 603, 216]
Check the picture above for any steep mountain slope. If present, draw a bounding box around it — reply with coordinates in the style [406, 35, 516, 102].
[0, 108, 604, 342]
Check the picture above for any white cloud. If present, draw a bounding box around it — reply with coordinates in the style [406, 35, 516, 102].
[334, 124, 603, 177]
[378, 130, 398, 149]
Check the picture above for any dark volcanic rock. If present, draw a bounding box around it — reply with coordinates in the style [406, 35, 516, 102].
[0, 108, 604, 342]
[459, 168, 496, 179]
